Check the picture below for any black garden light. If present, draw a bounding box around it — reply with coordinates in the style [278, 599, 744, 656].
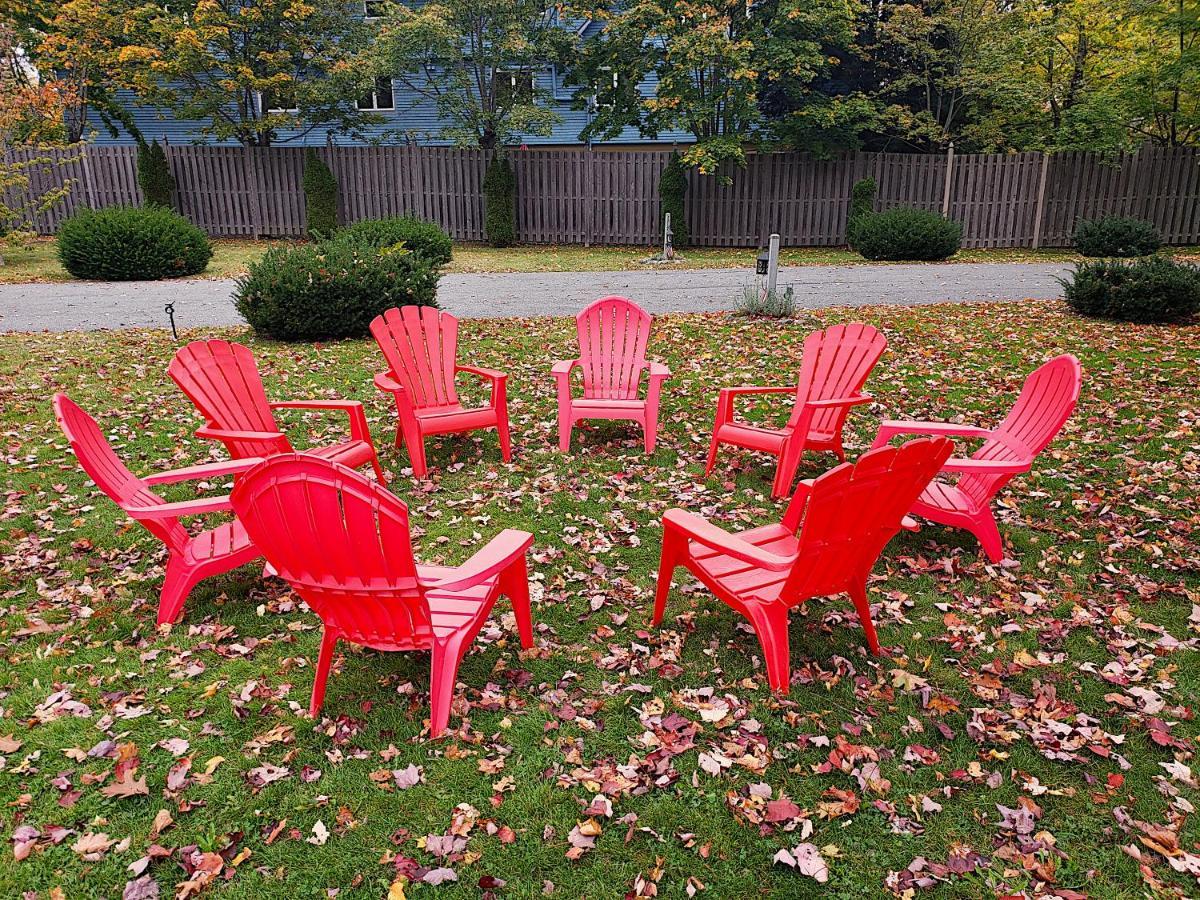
[756, 251, 770, 276]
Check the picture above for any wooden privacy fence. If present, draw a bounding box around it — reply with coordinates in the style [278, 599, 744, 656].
[8, 144, 1200, 248]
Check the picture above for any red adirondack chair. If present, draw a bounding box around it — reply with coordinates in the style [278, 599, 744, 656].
[52, 394, 263, 625]
[706, 323, 887, 498]
[553, 296, 670, 453]
[229, 454, 534, 737]
[653, 438, 953, 690]
[369, 306, 511, 478]
[870, 354, 1082, 562]
[169, 339, 384, 482]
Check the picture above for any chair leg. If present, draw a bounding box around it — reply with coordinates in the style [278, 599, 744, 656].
[557, 408, 572, 453]
[772, 439, 805, 499]
[651, 527, 686, 626]
[704, 430, 721, 477]
[500, 558, 534, 649]
[408, 435, 429, 479]
[157, 557, 202, 626]
[969, 510, 1005, 563]
[309, 627, 339, 718]
[370, 453, 387, 483]
[429, 638, 465, 738]
[496, 407, 513, 463]
[746, 602, 792, 694]
[847, 582, 882, 656]
[643, 415, 657, 454]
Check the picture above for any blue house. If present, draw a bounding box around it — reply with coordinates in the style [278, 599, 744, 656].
[90, 9, 692, 148]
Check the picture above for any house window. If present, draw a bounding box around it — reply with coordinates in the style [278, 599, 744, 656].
[358, 76, 395, 111]
[263, 86, 298, 113]
[495, 70, 535, 110]
[595, 67, 619, 109]
[363, 0, 386, 20]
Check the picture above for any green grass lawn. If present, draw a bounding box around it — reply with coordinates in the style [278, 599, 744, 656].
[1, 303, 1197, 899]
[0, 236, 1131, 284]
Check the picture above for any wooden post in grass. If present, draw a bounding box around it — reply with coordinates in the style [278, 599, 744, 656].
[941, 142, 954, 218]
[1032, 152, 1050, 249]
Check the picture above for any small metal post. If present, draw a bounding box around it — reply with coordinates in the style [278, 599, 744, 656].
[766, 233, 780, 295]
[164, 302, 178, 340]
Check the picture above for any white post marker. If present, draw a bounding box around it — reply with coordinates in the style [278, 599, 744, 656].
[767, 233, 780, 295]
[663, 212, 674, 260]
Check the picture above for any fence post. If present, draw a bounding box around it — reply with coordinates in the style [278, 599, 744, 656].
[80, 144, 98, 211]
[1031, 151, 1050, 249]
[246, 145, 263, 239]
[941, 142, 954, 218]
[585, 147, 594, 247]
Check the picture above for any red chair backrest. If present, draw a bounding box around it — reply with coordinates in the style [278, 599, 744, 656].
[575, 296, 653, 400]
[229, 454, 431, 649]
[370, 306, 461, 411]
[52, 393, 188, 552]
[788, 323, 887, 437]
[959, 354, 1082, 506]
[169, 340, 289, 459]
[781, 437, 954, 602]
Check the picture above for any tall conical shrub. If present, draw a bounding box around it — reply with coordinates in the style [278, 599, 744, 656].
[659, 151, 689, 250]
[137, 140, 175, 209]
[483, 154, 516, 247]
[302, 149, 339, 239]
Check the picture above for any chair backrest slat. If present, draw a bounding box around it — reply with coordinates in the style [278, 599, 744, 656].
[169, 340, 290, 459]
[960, 355, 1082, 506]
[52, 394, 188, 551]
[575, 296, 653, 400]
[370, 307, 460, 411]
[789, 324, 887, 436]
[782, 438, 953, 602]
[230, 455, 430, 647]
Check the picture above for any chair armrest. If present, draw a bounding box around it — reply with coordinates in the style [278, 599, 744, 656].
[421, 529, 534, 593]
[804, 393, 872, 410]
[647, 361, 670, 379]
[940, 457, 1031, 475]
[872, 419, 992, 449]
[143, 457, 265, 485]
[781, 479, 815, 532]
[196, 425, 287, 443]
[719, 385, 794, 398]
[457, 364, 507, 383]
[270, 399, 362, 412]
[125, 495, 234, 520]
[374, 371, 404, 394]
[271, 399, 371, 443]
[551, 359, 579, 378]
[664, 509, 795, 572]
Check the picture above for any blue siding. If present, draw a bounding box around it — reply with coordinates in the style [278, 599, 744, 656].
[91, 65, 694, 148]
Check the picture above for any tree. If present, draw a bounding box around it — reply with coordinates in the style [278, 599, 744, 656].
[302, 148, 339, 238]
[1114, 0, 1200, 146]
[658, 151, 689, 249]
[0, 24, 80, 263]
[371, 0, 574, 148]
[483, 154, 516, 246]
[137, 139, 175, 207]
[118, 0, 377, 147]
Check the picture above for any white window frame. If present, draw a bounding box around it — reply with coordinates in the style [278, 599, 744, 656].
[362, 0, 386, 21]
[261, 89, 298, 114]
[358, 76, 395, 111]
[495, 69, 536, 110]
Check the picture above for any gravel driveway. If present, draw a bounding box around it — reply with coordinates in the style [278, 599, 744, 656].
[0, 262, 1072, 332]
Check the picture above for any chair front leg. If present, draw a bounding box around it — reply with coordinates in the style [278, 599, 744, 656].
[555, 378, 573, 453]
[309, 626, 340, 718]
[429, 634, 468, 738]
[643, 373, 668, 454]
[494, 378, 512, 462]
[498, 555, 533, 648]
[772, 434, 805, 499]
[651, 524, 688, 626]
[157, 554, 204, 626]
[847, 582, 882, 656]
[745, 601, 792, 693]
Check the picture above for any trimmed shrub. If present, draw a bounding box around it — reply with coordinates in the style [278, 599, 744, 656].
[234, 240, 439, 341]
[335, 216, 452, 267]
[137, 140, 175, 208]
[483, 155, 516, 247]
[302, 149, 339, 239]
[659, 151, 690, 250]
[850, 208, 962, 261]
[1073, 216, 1161, 258]
[57, 205, 212, 281]
[846, 177, 875, 247]
[1060, 257, 1200, 323]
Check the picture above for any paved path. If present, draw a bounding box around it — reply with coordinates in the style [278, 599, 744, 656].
[0, 262, 1071, 332]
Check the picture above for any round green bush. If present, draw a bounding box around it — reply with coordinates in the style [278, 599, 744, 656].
[1059, 257, 1200, 324]
[57, 205, 212, 280]
[335, 216, 452, 267]
[1073, 216, 1161, 258]
[848, 208, 962, 261]
[234, 240, 440, 341]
